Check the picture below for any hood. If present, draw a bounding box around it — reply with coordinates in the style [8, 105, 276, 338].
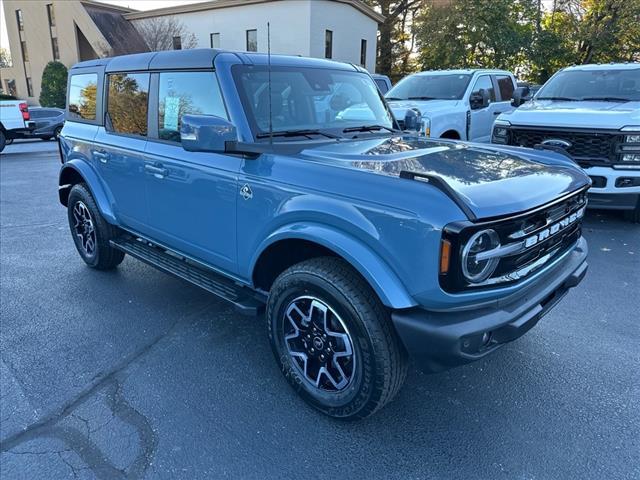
[500, 99, 640, 129]
[300, 136, 588, 220]
[387, 99, 460, 119]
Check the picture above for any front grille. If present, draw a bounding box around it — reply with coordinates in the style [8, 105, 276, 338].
[508, 128, 622, 167]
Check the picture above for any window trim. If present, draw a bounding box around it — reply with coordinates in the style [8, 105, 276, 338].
[104, 71, 151, 139]
[246, 29, 257, 52]
[325, 30, 333, 59]
[146, 69, 230, 146]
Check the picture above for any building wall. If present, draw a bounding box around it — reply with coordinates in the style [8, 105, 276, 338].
[309, 0, 378, 72]
[0, 0, 111, 103]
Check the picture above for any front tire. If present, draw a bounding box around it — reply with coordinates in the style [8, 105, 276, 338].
[267, 257, 408, 420]
[67, 183, 125, 270]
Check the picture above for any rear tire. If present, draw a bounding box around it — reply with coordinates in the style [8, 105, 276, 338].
[53, 126, 62, 139]
[624, 197, 640, 223]
[67, 183, 125, 270]
[267, 257, 408, 420]
[0, 130, 5, 152]
[41, 136, 52, 141]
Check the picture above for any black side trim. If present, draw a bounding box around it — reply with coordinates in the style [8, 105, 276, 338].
[399, 170, 477, 220]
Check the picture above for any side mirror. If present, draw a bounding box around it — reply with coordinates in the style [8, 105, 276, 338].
[511, 86, 529, 107]
[180, 114, 237, 153]
[403, 108, 422, 132]
[470, 89, 490, 110]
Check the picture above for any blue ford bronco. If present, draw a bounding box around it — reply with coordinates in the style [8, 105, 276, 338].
[59, 49, 590, 419]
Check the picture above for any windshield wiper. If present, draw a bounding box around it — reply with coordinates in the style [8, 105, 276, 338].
[407, 96, 439, 100]
[342, 124, 398, 134]
[256, 129, 340, 140]
[536, 96, 580, 101]
[581, 97, 631, 102]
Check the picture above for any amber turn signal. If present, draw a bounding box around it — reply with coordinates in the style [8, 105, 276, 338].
[440, 239, 451, 274]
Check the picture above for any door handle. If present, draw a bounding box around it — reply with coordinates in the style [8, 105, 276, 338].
[144, 164, 168, 178]
[93, 150, 109, 163]
[493, 111, 504, 115]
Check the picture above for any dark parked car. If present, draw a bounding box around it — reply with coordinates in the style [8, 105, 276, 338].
[27, 107, 64, 140]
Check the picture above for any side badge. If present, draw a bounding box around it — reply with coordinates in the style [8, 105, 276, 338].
[240, 183, 253, 200]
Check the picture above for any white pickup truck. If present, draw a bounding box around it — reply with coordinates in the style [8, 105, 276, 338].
[492, 63, 640, 222]
[0, 95, 34, 152]
[385, 69, 518, 142]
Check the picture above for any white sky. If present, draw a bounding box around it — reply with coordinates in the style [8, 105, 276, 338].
[0, 0, 206, 56]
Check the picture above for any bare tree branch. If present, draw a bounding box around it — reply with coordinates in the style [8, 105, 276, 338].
[134, 17, 198, 51]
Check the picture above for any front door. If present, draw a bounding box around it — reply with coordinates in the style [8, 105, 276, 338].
[468, 75, 496, 142]
[143, 70, 239, 274]
[94, 72, 150, 233]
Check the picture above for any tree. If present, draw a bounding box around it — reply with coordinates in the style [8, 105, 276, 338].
[39, 61, 68, 108]
[0, 48, 11, 68]
[363, 0, 423, 79]
[414, 0, 537, 76]
[135, 17, 198, 51]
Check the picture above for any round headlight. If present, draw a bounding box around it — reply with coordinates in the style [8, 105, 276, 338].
[461, 229, 500, 283]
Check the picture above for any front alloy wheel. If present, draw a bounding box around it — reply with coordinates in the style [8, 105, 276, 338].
[284, 296, 356, 392]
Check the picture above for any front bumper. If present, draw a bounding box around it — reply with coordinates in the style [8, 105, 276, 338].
[585, 166, 640, 210]
[392, 237, 588, 373]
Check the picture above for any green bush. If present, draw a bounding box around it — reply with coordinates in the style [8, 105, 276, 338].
[39, 61, 67, 108]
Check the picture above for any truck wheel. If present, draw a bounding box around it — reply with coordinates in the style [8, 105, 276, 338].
[267, 257, 408, 420]
[0, 131, 5, 152]
[67, 183, 125, 270]
[624, 197, 640, 224]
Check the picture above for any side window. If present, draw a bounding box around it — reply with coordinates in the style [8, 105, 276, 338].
[496, 75, 515, 101]
[157, 71, 228, 142]
[471, 75, 495, 102]
[68, 73, 98, 120]
[375, 79, 389, 94]
[106, 72, 149, 136]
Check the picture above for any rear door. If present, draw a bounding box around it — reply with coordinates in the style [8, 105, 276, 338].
[492, 74, 516, 117]
[468, 74, 496, 142]
[93, 72, 150, 233]
[143, 70, 239, 274]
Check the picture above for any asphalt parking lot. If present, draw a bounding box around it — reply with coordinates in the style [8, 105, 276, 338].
[1, 139, 639, 480]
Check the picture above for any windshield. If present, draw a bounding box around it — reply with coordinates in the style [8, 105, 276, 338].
[385, 74, 472, 101]
[536, 68, 640, 101]
[232, 65, 394, 139]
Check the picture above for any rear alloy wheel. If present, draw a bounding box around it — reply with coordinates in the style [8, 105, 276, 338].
[67, 183, 125, 270]
[267, 257, 408, 420]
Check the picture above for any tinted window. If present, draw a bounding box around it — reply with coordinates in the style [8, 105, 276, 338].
[158, 71, 227, 142]
[375, 78, 389, 94]
[68, 73, 97, 120]
[496, 75, 514, 101]
[107, 73, 149, 136]
[386, 74, 472, 100]
[471, 75, 495, 102]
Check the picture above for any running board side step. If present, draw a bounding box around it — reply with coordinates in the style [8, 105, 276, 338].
[110, 237, 265, 316]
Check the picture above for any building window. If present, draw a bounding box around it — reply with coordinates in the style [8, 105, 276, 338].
[107, 73, 150, 136]
[26, 77, 33, 97]
[210, 33, 220, 49]
[246, 29, 257, 52]
[68, 73, 98, 120]
[172, 36, 182, 50]
[360, 39, 367, 67]
[46, 4, 56, 27]
[16, 10, 24, 31]
[20, 41, 29, 62]
[7, 79, 17, 97]
[325, 30, 333, 59]
[51, 37, 60, 60]
[158, 71, 227, 142]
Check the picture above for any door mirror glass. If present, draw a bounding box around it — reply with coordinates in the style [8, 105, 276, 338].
[180, 114, 237, 153]
[511, 86, 529, 107]
[403, 108, 422, 132]
[470, 89, 490, 110]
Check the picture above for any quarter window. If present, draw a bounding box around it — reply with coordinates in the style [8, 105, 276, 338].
[246, 29, 257, 52]
[496, 75, 514, 101]
[107, 73, 149, 136]
[157, 71, 227, 142]
[68, 73, 98, 120]
[471, 75, 495, 102]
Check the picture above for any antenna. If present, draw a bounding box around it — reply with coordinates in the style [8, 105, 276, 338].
[267, 22, 273, 146]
